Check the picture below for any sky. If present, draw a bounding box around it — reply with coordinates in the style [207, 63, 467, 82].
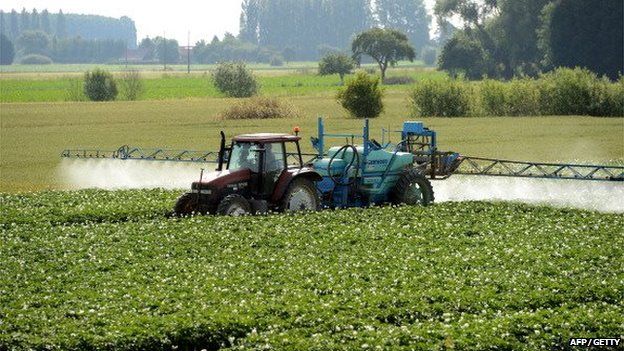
[2, 0, 437, 45]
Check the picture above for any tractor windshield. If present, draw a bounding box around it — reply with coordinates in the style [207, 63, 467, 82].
[228, 142, 259, 172]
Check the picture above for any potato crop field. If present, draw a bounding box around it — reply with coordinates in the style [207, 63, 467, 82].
[1, 189, 622, 350]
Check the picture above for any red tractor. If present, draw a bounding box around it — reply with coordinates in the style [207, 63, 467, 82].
[174, 132, 322, 215]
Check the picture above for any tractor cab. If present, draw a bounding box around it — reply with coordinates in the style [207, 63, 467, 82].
[176, 132, 322, 215]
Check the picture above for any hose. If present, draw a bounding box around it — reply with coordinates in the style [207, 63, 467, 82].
[327, 145, 360, 186]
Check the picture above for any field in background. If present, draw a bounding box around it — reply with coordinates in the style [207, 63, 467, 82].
[1, 93, 623, 191]
[0, 66, 441, 103]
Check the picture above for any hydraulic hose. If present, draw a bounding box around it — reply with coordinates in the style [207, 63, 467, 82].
[328, 145, 360, 186]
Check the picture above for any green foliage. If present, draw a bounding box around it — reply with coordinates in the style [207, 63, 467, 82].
[0, 33, 15, 65]
[19, 53, 52, 64]
[352, 28, 416, 80]
[64, 78, 87, 101]
[119, 70, 144, 101]
[337, 71, 384, 118]
[410, 78, 471, 117]
[438, 32, 485, 80]
[318, 53, 355, 83]
[538, 67, 622, 116]
[1, 190, 622, 349]
[382, 75, 415, 85]
[212, 61, 258, 98]
[540, 0, 623, 80]
[154, 37, 180, 64]
[17, 30, 49, 55]
[83, 69, 118, 101]
[220, 97, 298, 120]
[479, 78, 541, 116]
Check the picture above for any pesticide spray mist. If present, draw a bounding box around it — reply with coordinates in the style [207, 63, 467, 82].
[434, 175, 624, 213]
[58, 159, 624, 213]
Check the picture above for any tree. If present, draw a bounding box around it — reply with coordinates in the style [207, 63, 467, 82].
[351, 28, 416, 80]
[20, 8, 30, 32]
[41, 10, 51, 34]
[138, 37, 155, 60]
[239, 0, 260, 44]
[539, 0, 623, 80]
[154, 37, 180, 64]
[10, 10, 19, 39]
[337, 71, 384, 118]
[319, 53, 355, 84]
[375, 0, 431, 51]
[31, 9, 40, 30]
[18, 30, 50, 55]
[282, 47, 295, 63]
[55, 10, 66, 38]
[438, 33, 485, 79]
[0, 34, 15, 65]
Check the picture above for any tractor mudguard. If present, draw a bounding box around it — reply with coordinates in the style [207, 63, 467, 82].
[271, 168, 322, 203]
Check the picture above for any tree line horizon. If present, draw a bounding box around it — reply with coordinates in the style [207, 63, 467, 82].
[1, 0, 622, 80]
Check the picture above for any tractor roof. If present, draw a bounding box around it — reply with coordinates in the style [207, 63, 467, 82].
[233, 133, 301, 143]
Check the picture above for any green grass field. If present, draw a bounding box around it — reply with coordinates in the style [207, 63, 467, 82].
[2, 94, 623, 192]
[0, 67, 442, 103]
[1, 190, 622, 350]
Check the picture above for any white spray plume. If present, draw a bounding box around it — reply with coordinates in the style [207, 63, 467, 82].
[58, 159, 624, 213]
[434, 175, 624, 213]
[57, 158, 206, 190]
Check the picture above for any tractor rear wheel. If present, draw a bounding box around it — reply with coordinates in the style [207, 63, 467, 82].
[173, 192, 199, 216]
[391, 168, 434, 206]
[280, 178, 320, 212]
[217, 194, 252, 216]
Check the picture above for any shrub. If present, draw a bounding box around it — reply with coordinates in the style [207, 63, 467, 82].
[212, 62, 258, 98]
[269, 55, 284, 67]
[220, 97, 298, 120]
[119, 70, 144, 101]
[337, 71, 384, 118]
[410, 78, 471, 117]
[83, 69, 118, 101]
[538, 67, 601, 116]
[382, 76, 415, 85]
[506, 78, 541, 116]
[20, 54, 52, 65]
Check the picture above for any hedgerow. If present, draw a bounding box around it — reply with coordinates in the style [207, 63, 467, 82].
[1, 190, 622, 350]
[411, 68, 624, 117]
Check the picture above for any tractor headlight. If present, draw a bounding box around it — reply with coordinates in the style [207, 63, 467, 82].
[191, 189, 212, 195]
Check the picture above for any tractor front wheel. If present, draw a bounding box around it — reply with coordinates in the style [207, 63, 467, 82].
[391, 168, 434, 206]
[217, 194, 252, 216]
[281, 178, 320, 212]
[173, 192, 199, 216]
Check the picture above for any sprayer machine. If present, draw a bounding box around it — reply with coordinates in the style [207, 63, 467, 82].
[61, 118, 624, 215]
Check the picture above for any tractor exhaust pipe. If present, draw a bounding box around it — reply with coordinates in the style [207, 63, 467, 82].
[217, 131, 226, 171]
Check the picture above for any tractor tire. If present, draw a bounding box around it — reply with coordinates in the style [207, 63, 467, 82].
[173, 192, 199, 216]
[391, 168, 434, 206]
[217, 194, 252, 216]
[280, 178, 320, 212]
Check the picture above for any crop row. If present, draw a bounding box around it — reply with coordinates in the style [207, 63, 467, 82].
[0, 190, 622, 350]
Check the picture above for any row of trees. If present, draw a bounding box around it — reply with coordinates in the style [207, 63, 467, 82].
[0, 8, 136, 46]
[239, 0, 432, 60]
[436, 0, 623, 80]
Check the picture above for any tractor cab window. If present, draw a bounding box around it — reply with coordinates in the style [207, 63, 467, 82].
[264, 142, 285, 173]
[228, 142, 259, 173]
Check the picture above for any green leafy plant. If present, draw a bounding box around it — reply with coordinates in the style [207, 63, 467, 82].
[119, 69, 144, 101]
[212, 61, 258, 98]
[410, 78, 471, 117]
[83, 68, 118, 101]
[336, 71, 384, 118]
[318, 53, 355, 84]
